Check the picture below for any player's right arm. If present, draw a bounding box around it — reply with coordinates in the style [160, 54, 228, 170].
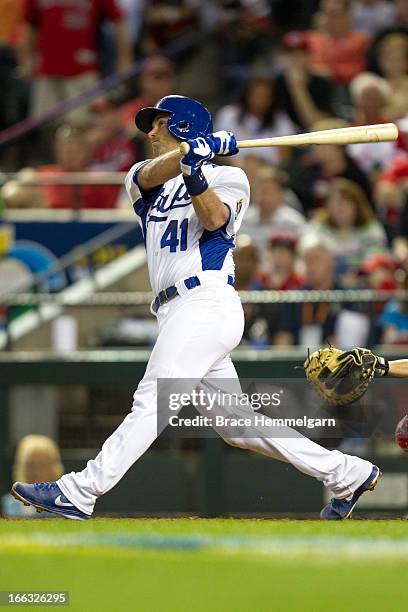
[137, 149, 182, 191]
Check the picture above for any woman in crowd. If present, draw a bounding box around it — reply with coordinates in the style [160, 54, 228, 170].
[240, 166, 306, 254]
[291, 119, 372, 214]
[308, 178, 387, 279]
[214, 75, 296, 164]
[376, 33, 408, 121]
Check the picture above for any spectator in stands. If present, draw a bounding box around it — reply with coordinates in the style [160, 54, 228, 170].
[119, 55, 176, 137]
[395, 0, 408, 29]
[0, 0, 27, 130]
[390, 171, 408, 266]
[0, 0, 23, 48]
[3, 117, 135, 210]
[19, 0, 132, 120]
[85, 95, 138, 208]
[307, 0, 371, 84]
[214, 75, 296, 164]
[144, 0, 200, 52]
[235, 154, 268, 188]
[367, 0, 408, 72]
[234, 238, 264, 292]
[375, 164, 408, 241]
[39, 124, 91, 209]
[376, 33, 408, 121]
[351, 0, 397, 36]
[277, 31, 334, 130]
[273, 235, 342, 347]
[234, 237, 276, 348]
[308, 178, 387, 279]
[348, 72, 396, 175]
[380, 269, 408, 345]
[1, 167, 43, 209]
[264, 232, 303, 290]
[360, 252, 399, 294]
[241, 166, 306, 253]
[1, 435, 63, 517]
[291, 119, 372, 214]
[358, 251, 400, 344]
[214, 0, 274, 80]
[350, 72, 391, 126]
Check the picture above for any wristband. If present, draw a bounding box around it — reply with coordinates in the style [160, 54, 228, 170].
[183, 169, 208, 196]
[375, 356, 389, 377]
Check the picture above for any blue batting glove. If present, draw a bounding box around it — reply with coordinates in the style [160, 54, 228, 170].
[180, 136, 215, 176]
[210, 130, 239, 156]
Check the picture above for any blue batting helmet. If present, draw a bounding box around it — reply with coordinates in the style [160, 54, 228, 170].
[135, 95, 213, 140]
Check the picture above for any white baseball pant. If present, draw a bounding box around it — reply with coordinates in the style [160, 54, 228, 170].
[58, 275, 373, 516]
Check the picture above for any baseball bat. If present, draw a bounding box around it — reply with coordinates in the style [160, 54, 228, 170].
[179, 123, 398, 155]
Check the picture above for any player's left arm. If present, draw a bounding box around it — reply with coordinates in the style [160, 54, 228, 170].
[190, 190, 230, 232]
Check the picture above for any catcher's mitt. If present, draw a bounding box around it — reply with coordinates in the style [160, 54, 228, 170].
[303, 346, 387, 406]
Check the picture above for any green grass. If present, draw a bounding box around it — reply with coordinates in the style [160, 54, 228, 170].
[1, 519, 407, 612]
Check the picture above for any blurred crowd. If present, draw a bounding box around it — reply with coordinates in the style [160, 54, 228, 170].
[2, 1, 408, 348]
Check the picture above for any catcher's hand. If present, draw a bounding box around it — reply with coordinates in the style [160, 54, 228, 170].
[303, 346, 388, 406]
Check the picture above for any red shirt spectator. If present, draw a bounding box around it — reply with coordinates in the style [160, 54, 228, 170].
[23, 0, 123, 77]
[39, 122, 134, 210]
[119, 56, 176, 135]
[85, 96, 139, 208]
[307, 0, 371, 83]
[307, 30, 370, 84]
[264, 232, 303, 291]
[0, 0, 24, 48]
[40, 166, 82, 210]
[381, 155, 408, 184]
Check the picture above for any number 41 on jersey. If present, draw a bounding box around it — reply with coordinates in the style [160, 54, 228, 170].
[160, 219, 188, 253]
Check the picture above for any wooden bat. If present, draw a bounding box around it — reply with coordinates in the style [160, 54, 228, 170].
[179, 123, 398, 155]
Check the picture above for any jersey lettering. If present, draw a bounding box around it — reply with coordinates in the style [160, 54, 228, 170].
[153, 185, 191, 214]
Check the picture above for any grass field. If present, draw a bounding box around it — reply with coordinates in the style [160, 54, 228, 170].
[1, 518, 407, 611]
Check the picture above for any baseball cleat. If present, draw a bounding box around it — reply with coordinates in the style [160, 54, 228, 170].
[320, 465, 381, 520]
[11, 482, 90, 521]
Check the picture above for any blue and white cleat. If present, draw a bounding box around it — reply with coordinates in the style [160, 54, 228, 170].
[320, 465, 381, 520]
[11, 482, 90, 521]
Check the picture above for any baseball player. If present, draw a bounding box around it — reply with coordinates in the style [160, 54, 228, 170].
[12, 95, 380, 520]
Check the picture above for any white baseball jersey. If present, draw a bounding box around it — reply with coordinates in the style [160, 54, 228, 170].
[125, 161, 250, 295]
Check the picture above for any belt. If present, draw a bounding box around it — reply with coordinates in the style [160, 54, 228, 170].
[152, 274, 234, 313]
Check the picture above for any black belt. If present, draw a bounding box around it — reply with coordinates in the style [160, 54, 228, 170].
[152, 275, 234, 313]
